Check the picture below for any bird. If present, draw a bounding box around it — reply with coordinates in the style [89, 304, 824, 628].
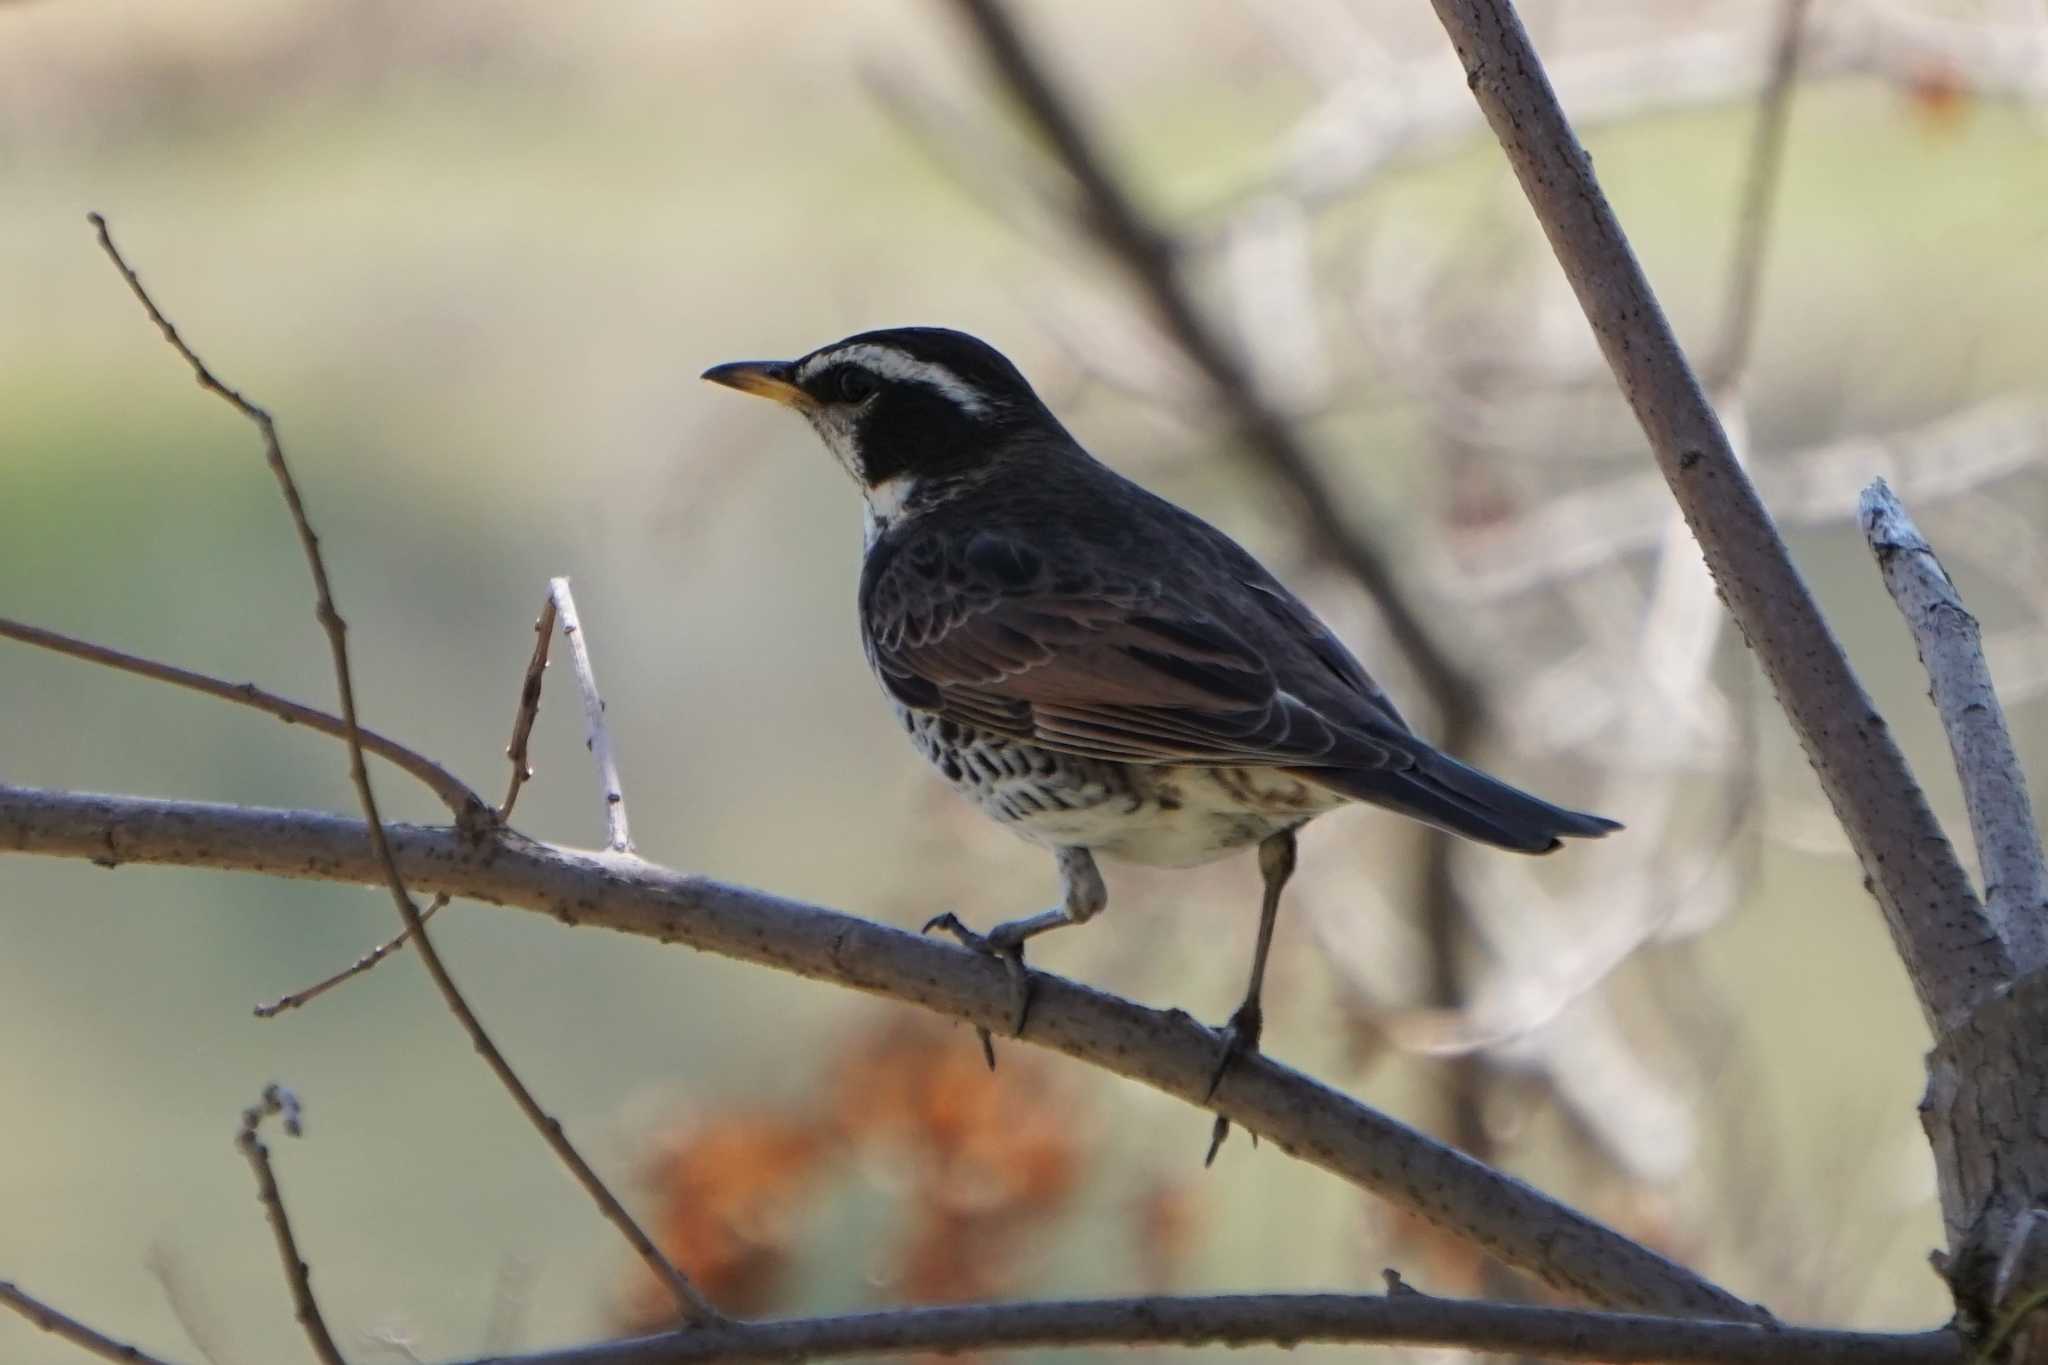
[703, 326, 1620, 1160]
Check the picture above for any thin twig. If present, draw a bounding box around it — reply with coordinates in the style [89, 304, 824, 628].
[235, 1084, 345, 1365]
[252, 894, 450, 1017]
[499, 594, 561, 822]
[1861, 479, 2048, 975]
[1417, 6, 2007, 1033]
[0, 782, 1758, 1320]
[860, 61, 1078, 259]
[548, 579, 633, 855]
[445, 1293, 1959, 1365]
[1432, 398, 2048, 603]
[0, 616, 485, 825]
[1708, 0, 1812, 386]
[1197, 0, 2048, 229]
[259, 588, 559, 1014]
[0, 1279, 184, 1365]
[88, 214, 721, 1326]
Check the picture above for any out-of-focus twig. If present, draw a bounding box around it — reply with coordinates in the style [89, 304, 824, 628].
[1861, 479, 2048, 975]
[861, 62, 1078, 259]
[0, 1279, 185, 1365]
[0, 616, 485, 826]
[1210, 0, 2048, 227]
[1435, 398, 2048, 602]
[234, 1085, 345, 1365]
[88, 214, 720, 1326]
[942, 0, 1477, 726]
[1707, 0, 1812, 387]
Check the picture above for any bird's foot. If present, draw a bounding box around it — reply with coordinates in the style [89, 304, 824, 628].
[1202, 998, 1264, 1167]
[921, 911, 1034, 1068]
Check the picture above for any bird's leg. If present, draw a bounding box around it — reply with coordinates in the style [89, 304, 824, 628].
[1204, 827, 1298, 1165]
[923, 846, 1105, 1063]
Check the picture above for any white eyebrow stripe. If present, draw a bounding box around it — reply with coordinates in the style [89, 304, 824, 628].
[797, 343, 992, 416]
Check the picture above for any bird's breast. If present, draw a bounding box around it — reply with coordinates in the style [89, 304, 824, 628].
[894, 706, 1342, 867]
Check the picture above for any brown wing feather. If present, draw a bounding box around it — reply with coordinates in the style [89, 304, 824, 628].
[861, 526, 1410, 770]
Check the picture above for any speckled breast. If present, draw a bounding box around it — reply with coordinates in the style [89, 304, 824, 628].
[894, 706, 1342, 869]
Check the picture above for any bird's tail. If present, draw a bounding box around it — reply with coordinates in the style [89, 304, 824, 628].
[1297, 751, 1622, 854]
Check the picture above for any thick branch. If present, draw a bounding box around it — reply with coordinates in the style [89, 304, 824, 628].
[0, 782, 1756, 1321]
[459, 1294, 1956, 1365]
[1422, 0, 2006, 1031]
[1861, 480, 2048, 977]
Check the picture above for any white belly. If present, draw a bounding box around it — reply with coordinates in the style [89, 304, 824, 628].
[992, 763, 1342, 868]
[896, 706, 1344, 868]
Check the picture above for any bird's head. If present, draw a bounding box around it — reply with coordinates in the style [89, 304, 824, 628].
[702, 327, 1063, 525]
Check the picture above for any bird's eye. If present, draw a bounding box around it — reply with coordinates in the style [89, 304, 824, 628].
[834, 368, 879, 403]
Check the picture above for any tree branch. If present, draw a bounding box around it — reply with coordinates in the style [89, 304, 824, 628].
[940, 0, 1510, 1188]
[1860, 479, 2048, 977]
[1918, 976, 2048, 1322]
[258, 582, 566, 1015]
[1, 782, 1756, 1320]
[546, 579, 634, 856]
[1433, 398, 2048, 603]
[88, 214, 721, 1327]
[251, 894, 449, 1017]
[235, 1085, 346, 1365]
[1203, 0, 2048, 227]
[0, 1280, 184, 1365]
[0, 616, 486, 825]
[1707, 0, 1811, 388]
[498, 594, 559, 822]
[452, 1293, 1957, 1365]
[1418, 2, 2007, 1034]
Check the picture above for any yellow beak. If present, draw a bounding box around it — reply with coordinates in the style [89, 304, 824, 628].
[701, 359, 808, 408]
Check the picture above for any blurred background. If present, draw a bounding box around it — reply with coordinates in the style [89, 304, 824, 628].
[4, 0, 2048, 1360]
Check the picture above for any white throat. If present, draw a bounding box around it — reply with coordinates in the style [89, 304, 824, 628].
[862, 475, 918, 546]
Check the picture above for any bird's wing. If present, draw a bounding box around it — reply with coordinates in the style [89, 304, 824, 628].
[859, 525, 1413, 770]
[1231, 569, 1413, 733]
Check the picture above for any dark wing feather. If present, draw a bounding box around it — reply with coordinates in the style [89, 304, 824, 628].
[860, 526, 1410, 770]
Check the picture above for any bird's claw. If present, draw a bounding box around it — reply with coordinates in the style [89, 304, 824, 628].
[1202, 1000, 1264, 1167]
[921, 912, 1033, 1064]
